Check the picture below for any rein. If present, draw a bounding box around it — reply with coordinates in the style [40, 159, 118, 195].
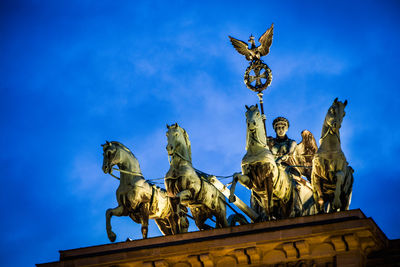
[107, 168, 144, 181]
[170, 149, 235, 179]
[113, 167, 143, 177]
[250, 131, 268, 147]
[320, 123, 341, 144]
[168, 149, 191, 164]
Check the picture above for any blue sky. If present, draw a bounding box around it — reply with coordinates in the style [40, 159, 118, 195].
[1, 1, 400, 266]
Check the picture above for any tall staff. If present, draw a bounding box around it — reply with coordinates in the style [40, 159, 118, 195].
[229, 23, 274, 140]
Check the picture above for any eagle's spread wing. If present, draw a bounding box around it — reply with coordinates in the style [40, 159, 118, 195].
[294, 130, 318, 181]
[257, 23, 274, 57]
[229, 36, 252, 61]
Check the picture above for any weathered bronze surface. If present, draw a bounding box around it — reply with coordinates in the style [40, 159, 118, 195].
[101, 141, 188, 242]
[229, 105, 317, 221]
[268, 117, 297, 166]
[311, 98, 354, 213]
[229, 24, 275, 141]
[294, 130, 319, 181]
[229, 24, 273, 93]
[229, 24, 274, 62]
[165, 123, 229, 230]
[95, 25, 355, 240]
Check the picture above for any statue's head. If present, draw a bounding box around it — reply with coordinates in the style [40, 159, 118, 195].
[273, 117, 289, 138]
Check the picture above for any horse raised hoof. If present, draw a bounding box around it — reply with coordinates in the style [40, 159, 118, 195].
[229, 195, 236, 203]
[333, 197, 342, 211]
[108, 231, 117, 242]
[228, 214, 249, 226]
[141, 227, 148, 239]
[317, 197, 324, 207]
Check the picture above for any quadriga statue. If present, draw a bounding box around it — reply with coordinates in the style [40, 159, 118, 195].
[229, 105, 317, 220]
[101, 141, 188, 242]
[311, 98, 354, 213]
[165, 123, 229, 230]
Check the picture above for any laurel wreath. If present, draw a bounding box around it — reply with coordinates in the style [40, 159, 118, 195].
[244, 61, 272, 92]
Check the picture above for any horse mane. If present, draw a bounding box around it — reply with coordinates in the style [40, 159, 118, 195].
[320, 100, 346, 145]
[181, 128, 192, 162]
[110, 141, 136, 158]
[245, 105, 266, 150]
[246, 128, 251, 151]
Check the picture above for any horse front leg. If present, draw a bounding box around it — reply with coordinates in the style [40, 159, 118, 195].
[106, 205, 126, 242]
[311, 171, 325, 213]
[229, 173, 251, 203]
[229, 174, 239, 203]
[333, 170, 345, 211]
[139, 204, 150, 239]
[177, 189, 193, 205]
[265, 174, 274, 219]
[216, 199, 229, 228]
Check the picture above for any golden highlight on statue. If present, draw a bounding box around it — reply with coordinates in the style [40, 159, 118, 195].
[229, 24, 274, 97]
[165, 123, 229, 230]
[98, 24, 355, 242]
[294, 130, 319, 182]
[311, 98, 354, 213]
[268, 117, 297, 166]
[101, 141, 188, 242]
[229, 23, 274, 62]
[229, 105, 317, 220]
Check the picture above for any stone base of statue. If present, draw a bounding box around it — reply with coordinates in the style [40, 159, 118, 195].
[37, 209, 399, 267]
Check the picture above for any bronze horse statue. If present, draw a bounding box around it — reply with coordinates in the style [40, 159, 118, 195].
[229, 105, 317, 220]
[165, 123, 229, 230]
[311, 98, 354, 213]
[102, 141, 188, 242]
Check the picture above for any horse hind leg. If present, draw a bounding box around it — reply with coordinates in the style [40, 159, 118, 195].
[190, 208, 211, 230]
[216, 199, 229, 228]
[341, 167, 354, 211]
[195, 214, 213, 230]
[155, 219, 172, 236]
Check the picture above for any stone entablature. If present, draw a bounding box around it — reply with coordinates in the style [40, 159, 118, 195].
[37, 210, 391, 267]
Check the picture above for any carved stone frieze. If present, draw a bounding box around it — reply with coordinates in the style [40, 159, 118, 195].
[38, 210, 389, 267]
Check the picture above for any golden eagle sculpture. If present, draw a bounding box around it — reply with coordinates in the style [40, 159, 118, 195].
[229, 23, 274, 62]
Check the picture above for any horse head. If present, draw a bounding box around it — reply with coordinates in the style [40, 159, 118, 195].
[245, 104, 267, 150]
[324, 98, 347, 136]
[245, 104, 263, 131]
[166, 123, 192, 162]
[102, 141, 141, 176]
[102, 141, 119, 174]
